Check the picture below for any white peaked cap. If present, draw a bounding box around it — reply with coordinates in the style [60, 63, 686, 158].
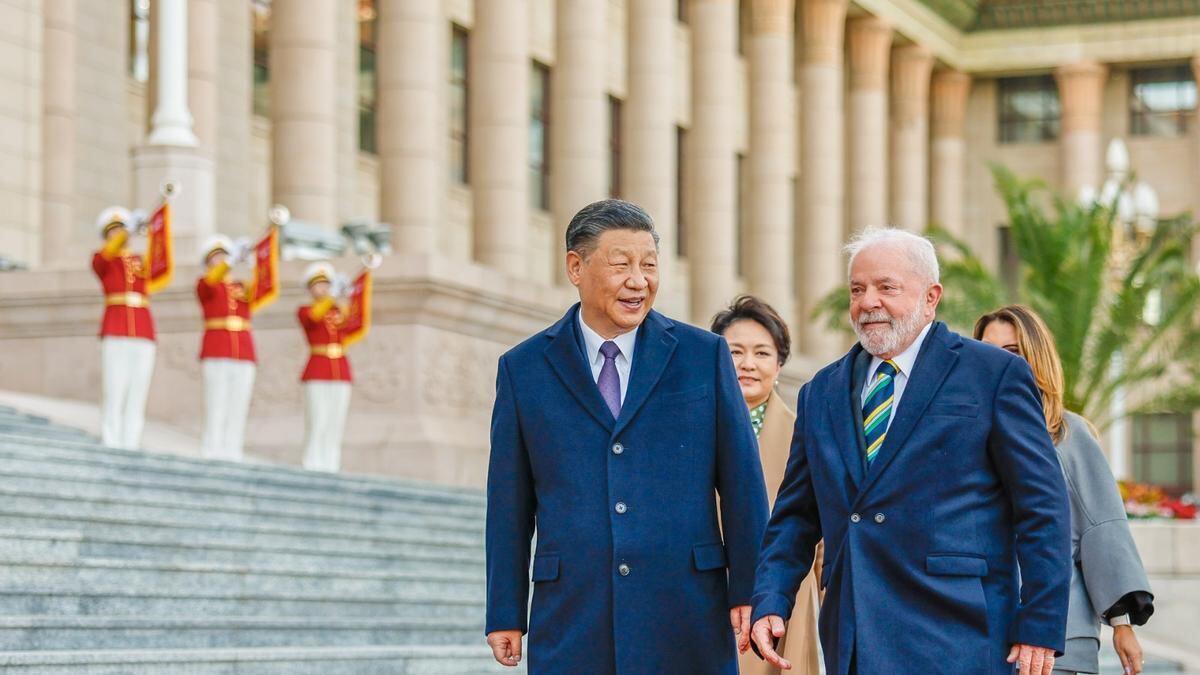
[200, 234, 234, 264]
[96, 206, 132, 234]
[304, 261, 335, 286]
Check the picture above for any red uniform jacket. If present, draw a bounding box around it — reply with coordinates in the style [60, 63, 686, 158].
[298, 305, 352, 382]
[196, 277, 256, 362]
[92, 251, 156, 341]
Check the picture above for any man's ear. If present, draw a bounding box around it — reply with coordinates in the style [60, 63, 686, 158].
[926, 283, 944, 312]
[565, 250, 584, 287]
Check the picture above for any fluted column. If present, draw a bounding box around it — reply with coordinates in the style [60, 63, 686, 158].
[930, 69, 970, 237]
[270, 0, 339, 226]
[377, 0, 445, 255]
[551, 0, 608, 283]
[42, 0, 77, 267]
[746, 0, 795, 321]
[846, 16, 891, 235]
[797, 0, 848, 357]
[889, 44, 932, 232]
[688, 0, 738, 323]
[147, 0, 197, 146]
[470, 0, 529, 273]
[1055, 61, 1107, 197]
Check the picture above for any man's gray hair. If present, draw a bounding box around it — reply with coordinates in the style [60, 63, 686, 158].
[845, 227, 940, 286]
[565, 199, 659, 258]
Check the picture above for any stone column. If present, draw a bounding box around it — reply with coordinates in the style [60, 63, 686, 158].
[930, 69, 970, 238]
[797, 0, 848, 358]
[133, 0, 215, 257]
[623, 1, 678, 312]
[889, 44, 932, 233]
[470, 0, 529, 274]
[377, 0, 445, 255]
[42, 0, 77, 268]
[746, 0, 795, 321]
[551, 0, 608, 283]
[688, 0, 738, 324]
[1055, 61, 1107, 198]
[187, 0, 219, 150]
[846, 15, 891, 235]
[269, 0, 339, 226]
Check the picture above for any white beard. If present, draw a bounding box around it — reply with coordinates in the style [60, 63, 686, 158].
[852, 304, 928, 357]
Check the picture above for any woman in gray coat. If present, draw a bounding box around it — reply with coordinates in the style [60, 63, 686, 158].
[977, 305, 1154, 675]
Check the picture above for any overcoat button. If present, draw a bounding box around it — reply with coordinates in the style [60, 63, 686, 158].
[615, 502, 628, 514]
[850, 513, 861, 523]
[874, 513, 886, 524]
[618, 563, 631, 577]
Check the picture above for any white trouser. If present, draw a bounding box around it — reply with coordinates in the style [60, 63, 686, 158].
[303, 381, 352, 472]
[201, 358, 257, 461]
[100, 337, 156, 450]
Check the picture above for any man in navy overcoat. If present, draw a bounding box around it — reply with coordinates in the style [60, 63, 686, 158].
[486, 199, 769, 673]
[751, 228, 1071, 675]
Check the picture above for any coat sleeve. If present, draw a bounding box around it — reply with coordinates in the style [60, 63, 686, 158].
[484, 355, 536, 634]
[988, 357, 1072, 653]
[713, 336, 770, 607]
[1065, 419, 1154, 625]
[750, 383, 822, 625]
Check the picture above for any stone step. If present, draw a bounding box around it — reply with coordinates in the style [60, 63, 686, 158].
[0, 529, 81, 561]
[0, 556, 484, 602]
[0, 588, 484, 620]
[0, 458, 487, 523]
[0, 435, 486, 507]
[0, 646, 519, 674]
[0, 491, 485, 547]
[0, 476, 484, 536]
[0, 616, 485, 651]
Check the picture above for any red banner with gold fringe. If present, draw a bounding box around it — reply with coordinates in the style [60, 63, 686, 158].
[250, 227, 279, 312]
[341, 270, 372, 347]
[144, 202, 173, 294]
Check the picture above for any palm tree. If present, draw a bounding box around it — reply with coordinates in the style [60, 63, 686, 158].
[817, 164, 1200, 430]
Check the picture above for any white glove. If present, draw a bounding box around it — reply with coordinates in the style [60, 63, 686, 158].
[330, 273, 351, 300]
[128, 209, 149, 235]
[232, 238, 253, 265]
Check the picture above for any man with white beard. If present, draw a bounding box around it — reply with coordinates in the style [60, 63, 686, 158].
[747, 227, 1071, 675]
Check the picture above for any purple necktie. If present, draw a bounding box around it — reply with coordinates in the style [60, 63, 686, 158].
[598, 340, 622, 419]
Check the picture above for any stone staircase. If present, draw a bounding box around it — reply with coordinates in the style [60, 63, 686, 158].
[0, 405, 518, 673]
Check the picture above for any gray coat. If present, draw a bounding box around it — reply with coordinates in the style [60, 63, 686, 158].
[1055, 411, 1153, 673]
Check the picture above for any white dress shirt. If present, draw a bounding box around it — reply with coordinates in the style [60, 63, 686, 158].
[860, 322, 933, 434]
[578, 314, 638, 404]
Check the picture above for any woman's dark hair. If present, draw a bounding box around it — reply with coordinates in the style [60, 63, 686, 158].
[709, 295, 791, 365]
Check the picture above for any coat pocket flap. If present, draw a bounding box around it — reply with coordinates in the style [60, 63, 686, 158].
[531, 554, 560, 582]
[926, 554, 987, 577]
[693, 543, 728, 571]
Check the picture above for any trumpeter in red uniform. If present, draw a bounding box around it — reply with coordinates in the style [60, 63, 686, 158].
[197, 235, 258, 460]
[92, 206, 157, 449]
[298, 262, 353, 471]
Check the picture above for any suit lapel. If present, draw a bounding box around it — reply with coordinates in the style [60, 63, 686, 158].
[825, 347, 866, 491]
[543, 304, 615, 432]
[612, 310, 677, 438]
[853, 322, 960, 504]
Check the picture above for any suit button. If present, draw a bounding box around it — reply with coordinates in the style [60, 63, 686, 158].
[850, 513, 861, 523]
[612, 443, 624, 455]
[618, 563, 631, 577]
[874, 513, 886, 524]
[615, 502, 628, 515]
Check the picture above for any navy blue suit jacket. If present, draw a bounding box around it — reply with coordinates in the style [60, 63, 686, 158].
[486, 304, 769, 674]
[751, 322, 1071, 675]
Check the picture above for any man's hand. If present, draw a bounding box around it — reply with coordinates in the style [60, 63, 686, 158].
[730, 605, 752, 653]
[1006, 643, 1055, 675]
[750, 615, 792, 670]
[1113, 625, 1144, 674]
[486, 630, 523, 667]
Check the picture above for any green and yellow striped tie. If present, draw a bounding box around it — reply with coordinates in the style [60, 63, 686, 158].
[862, 360, 899, 464]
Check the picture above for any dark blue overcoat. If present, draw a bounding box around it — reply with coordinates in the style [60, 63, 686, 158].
[486, 304, 769, 674]
[751, 322, 1071, 675]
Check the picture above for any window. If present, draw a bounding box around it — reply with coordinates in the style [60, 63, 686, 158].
[676, 125, 688, 258]
[530, 62, 551, 211]
[1130, 65, 1197, 137]
[129, 0, 150, 82]
[997, 225, 1019, 293]
[997, 75, 1060, 144]
[252, 0, 271, 117]
[677, 0, 688, 24]
[609, 96, 622, 198]
[358, 0, 377, 154]
[1132, 413, 1194, 497]
[736, 153, 746, 277]
[449, 26, 469, 184]
[738, 0, 750, 56]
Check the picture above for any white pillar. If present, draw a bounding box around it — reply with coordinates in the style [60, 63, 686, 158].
[1055, 61, 1107, 198]
[147, 0, 197, 147]
[930, 69, 970, 237]
[42, 0, 77, 268]
[889, 44, 932, 233]
[846, 15, 891, 235]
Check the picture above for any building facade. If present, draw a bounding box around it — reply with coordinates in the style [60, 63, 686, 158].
[0, 0, 1197, 492]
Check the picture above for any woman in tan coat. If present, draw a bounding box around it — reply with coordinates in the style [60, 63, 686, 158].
[712, 296, 822, 675]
